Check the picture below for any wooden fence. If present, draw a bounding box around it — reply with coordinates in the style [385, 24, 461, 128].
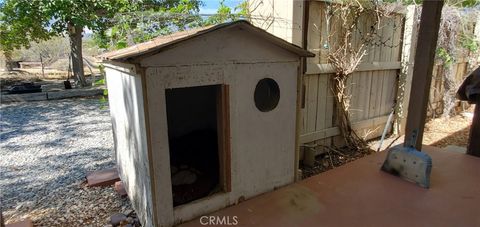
[299, 2, 478, 161]
[300, 1, 404, 152]
[428, 59, 470, 118]
[248, 1, 477, 161]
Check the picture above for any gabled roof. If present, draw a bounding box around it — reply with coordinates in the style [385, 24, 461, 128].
[99, 20, 314, 61]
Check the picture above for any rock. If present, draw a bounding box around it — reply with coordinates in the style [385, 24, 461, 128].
[133, 218, 140, 225]
[14, 201, 34, 211]
[322, 161, 329, 168]
[110, 213, 128, 226]
[15, 203, 23, 211]
[171, 166, 178, 174]
[123, 209, 134, 216]
[171, 169, 197, 186]
[461, 112, 474, 119]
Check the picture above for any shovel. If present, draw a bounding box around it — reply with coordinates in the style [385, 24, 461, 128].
[381, 130, 432, 188]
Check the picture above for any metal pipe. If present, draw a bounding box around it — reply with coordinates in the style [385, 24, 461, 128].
[378, 108, 395, 152]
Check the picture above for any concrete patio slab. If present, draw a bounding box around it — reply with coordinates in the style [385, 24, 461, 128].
[180, 145, 480, 227]
[444, 145, 467, 154]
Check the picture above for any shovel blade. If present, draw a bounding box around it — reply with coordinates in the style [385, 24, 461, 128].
[381, 145, 432, 188]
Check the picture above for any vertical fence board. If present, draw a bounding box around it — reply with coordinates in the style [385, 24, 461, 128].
[300, 1, 408, 145]
[306, 75, 319, 133]
[315, 75, 328, 131]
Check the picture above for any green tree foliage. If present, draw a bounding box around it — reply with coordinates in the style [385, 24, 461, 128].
[0, 0, 130, 85]
[94, 0, 203, 49]
[383, 0, 479, 7]
[0, 0, 51, 70]
[38, 0, 129, 34]
[95, 0, 249, 50]
[444, 0, 479, 7]
[1, 0, 249, 74]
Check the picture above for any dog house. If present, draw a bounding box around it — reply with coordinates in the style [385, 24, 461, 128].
[102, 21, 313, 227]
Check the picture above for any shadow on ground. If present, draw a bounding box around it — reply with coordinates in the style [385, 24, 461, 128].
[0, 98, 114, 209]
[429, 126, 470, 148]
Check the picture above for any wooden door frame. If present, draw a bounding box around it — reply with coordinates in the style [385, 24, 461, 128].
[217, 84, 232, 192]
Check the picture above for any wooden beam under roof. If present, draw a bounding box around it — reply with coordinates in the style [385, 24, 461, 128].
[404, 0, 444, 150]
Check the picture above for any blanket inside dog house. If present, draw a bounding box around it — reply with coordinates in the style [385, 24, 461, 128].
[101, 20, 314, 227]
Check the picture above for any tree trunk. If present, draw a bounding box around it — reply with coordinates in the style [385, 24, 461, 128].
[332, 74, 368, 151]
[3, 51, 13, 71]
[68, 23, 87, 87]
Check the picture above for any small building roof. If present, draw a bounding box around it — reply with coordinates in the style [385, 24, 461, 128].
[100, 20, 314, 61]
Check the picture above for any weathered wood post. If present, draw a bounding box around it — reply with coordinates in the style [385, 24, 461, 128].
[404, 0, 444, 150]
[468, 104, 480, 156]
[395, 5, 419, 135]
[0, 204, 4, 227]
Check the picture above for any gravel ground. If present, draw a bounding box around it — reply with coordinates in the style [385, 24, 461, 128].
[0, 98, 132, 226]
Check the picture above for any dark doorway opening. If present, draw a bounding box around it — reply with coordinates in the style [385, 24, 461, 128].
[166, 84, 229, 207]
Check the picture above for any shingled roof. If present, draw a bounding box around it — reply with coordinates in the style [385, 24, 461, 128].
[99, 20, 314, 61]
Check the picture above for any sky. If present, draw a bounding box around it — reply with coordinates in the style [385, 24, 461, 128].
[199, 0, 244, 14]
[0, 0, 243, 14]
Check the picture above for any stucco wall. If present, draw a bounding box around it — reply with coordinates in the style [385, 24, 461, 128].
[105, 63, 154, 227]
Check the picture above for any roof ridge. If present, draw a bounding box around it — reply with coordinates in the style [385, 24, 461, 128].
[99, 20, 313, 61]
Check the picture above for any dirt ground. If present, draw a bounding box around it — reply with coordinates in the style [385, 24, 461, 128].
[422, 110, 473, 148]
[0, 68, 101, 89]
[301, 106, 475, 179]
[0, 70, 70, 90]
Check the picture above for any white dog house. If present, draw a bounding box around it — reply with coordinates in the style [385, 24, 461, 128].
[102, 21, 313, 226]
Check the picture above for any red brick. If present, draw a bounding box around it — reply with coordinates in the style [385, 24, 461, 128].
[6, 219, 33, 227]
[86, 168, 120, 187]
[114, 181, 127, 196]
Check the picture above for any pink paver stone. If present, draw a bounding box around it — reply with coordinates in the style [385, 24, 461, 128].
[86, 168, 120, 187]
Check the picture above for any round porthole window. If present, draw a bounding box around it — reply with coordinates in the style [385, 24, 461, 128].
[254, 78, 280, 112]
